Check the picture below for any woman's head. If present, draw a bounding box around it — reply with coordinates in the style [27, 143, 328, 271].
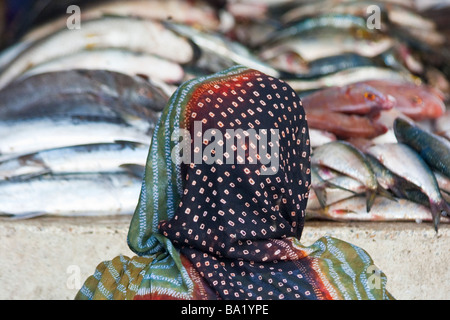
[159, 68, 311, 259]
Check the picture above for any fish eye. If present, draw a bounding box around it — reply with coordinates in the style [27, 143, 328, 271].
[411, 96, 423, 105]
[364, 92, 376, 101]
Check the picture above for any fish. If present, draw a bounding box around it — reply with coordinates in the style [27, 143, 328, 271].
[21, 0, 222, 45]
[0, 117, 152, 157]
[0, 142, 149, 181]
[268, 13, 372, 44]
[309, 129, 336, 148]
[259, 27, 394, 63]
[277, 53, 378, 79]
[306, 196, 450, 224]
[0, 41, 31, 73]
[164, 21, 280, 77]
[0, 69, 167, 130]
[19, 49, 185, 84]
[312, 141, 379, 212]
[307, 188, 358, 211]
[363, 80, 445, 120]
[282, 1, 438, 36]
[305, 110, 388, 139]
[366, 153, 407, 193]
[370, 107, 414, 144]
[0, 16, 195, 88]
[394, 118, 450, 178]
[302, 82, 395, 116]
[310, 165, 362, 209]
[367, 142, 449, 231]
[286, 66, 415, 92]
[0, 173, 142, 217]
[435, 109, 450, 135]
[366, 153, 430, 206]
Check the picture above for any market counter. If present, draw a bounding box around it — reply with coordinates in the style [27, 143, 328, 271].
[0, 216, 448, 300]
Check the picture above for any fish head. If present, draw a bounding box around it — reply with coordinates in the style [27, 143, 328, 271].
[387, 83, 445, 120]
[347, 83, 395, 112]
[406, 86, 446, 120]
[393, 117, 417, 144]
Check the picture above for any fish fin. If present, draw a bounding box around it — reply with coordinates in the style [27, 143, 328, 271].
[324, 180, 359, 194]
[8, 212, 47, 220]
[312, 186, 328, 209]
[377, 184, 396, 201]
[365, 190, 377, 213]
[119, 164, 145, 179]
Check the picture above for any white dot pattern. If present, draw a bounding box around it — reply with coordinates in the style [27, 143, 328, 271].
[159, 70, 312, 299]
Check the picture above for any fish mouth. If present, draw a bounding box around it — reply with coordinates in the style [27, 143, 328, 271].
[383, 94, 396, 110]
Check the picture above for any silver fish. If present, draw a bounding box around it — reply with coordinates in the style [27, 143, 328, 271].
[164, 21, 280, 78]
[19, 49, 185, 84]
[286, 67, 415, 92]
[434, 171, 450, 195]
[307, 187, 357, 211]
[309, 129, 336, 148]
[0, 16, 194, 88]
[313, 165, 367, 194]
[435, 109, 450, 134]
[367, 143, 449, 231]
[260, 28, 394, 63]
[312, 141, 379, 212]
[307, 196, 450, 224]
[0, 142, 149, 181]
[21, 0, 222, 44]
[0, 117, 151, 157]
[0, 173, 141, 217]
[394, 118, 450, 178]
[0, 69, 167, 129]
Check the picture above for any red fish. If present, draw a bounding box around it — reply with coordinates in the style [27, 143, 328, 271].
[302, 82, 395, 116]
[306, 110, 388, 139]
[302, 83, 393, 139]
[363, 80, 445, 121]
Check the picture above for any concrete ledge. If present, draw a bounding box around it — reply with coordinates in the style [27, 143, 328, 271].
[0, 216, 448, 300]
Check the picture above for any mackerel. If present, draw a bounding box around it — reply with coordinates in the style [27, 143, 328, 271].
[312, 141, 379, 212]
[0, 16, 194, 88]
[0, 142, 149, 180]
[0, 173, 141, 217]
[0, 117, 152, 157]
[367, 142, 449, 231]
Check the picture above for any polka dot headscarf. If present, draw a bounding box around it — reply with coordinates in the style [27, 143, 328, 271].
[158, 67, 312, 299]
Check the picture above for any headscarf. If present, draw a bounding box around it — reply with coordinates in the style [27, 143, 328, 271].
[157, 67, 312, 299]
[77, 66, 393, 300]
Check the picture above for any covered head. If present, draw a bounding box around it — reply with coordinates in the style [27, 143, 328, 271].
[128, 65, 312, 299]
[160, 66, 311, 255]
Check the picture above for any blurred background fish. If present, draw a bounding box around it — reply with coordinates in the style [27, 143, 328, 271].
[0, 0, 449, 230]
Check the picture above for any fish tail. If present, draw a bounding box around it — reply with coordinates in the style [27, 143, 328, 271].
[429, 200, 449, 232]
[365, 190, 377, 213]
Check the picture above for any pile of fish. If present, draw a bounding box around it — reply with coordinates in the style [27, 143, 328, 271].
[0, 0, 449, 230]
